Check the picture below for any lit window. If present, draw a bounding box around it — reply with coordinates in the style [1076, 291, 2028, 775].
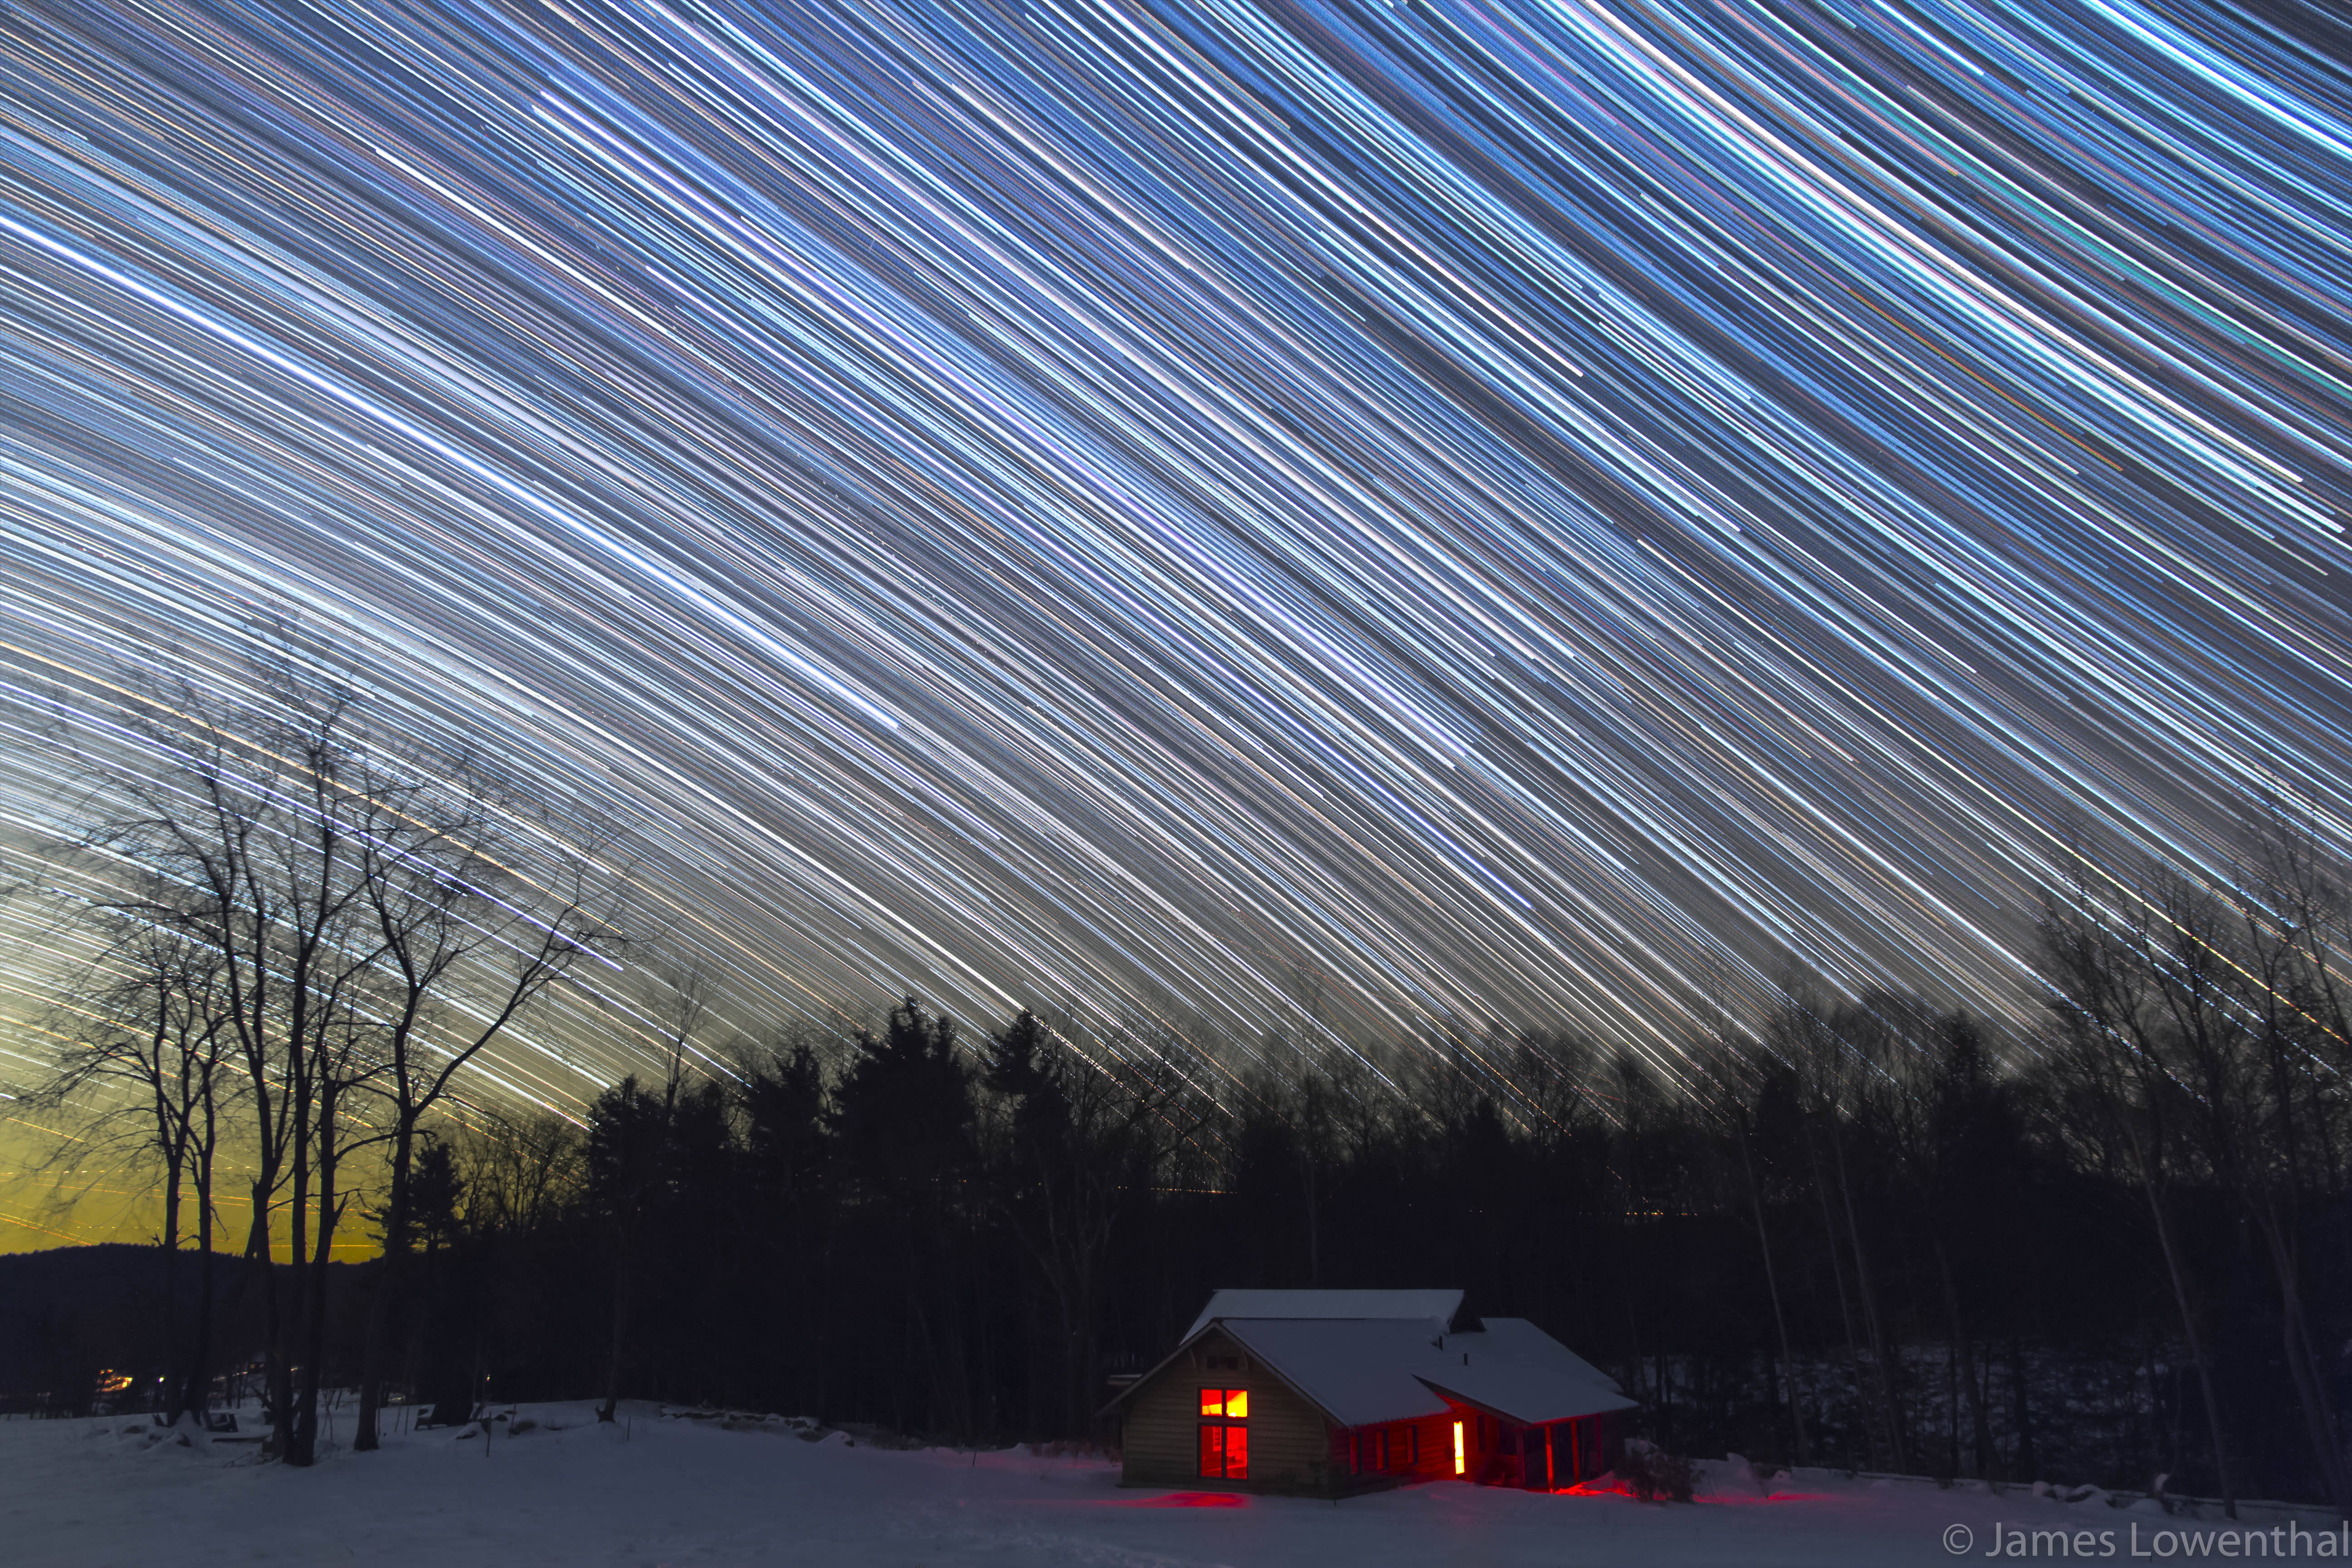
[1453, 1419, 1465, 1476]
[1197, 1386, 1249, 1418]
[1198, 1388, 1249, 1480]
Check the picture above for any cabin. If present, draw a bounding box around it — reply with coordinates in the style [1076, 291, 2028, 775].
[1102, 1289, 1634, 1498]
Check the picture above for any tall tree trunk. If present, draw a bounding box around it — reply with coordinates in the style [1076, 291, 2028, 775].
[1738, 1115, 1808, 1465]
[1300, 1151, 1320, 1288]
[1934, 1241, 1997, 1480]
[1944, 1337, 1959, 1480]
[2137, 1171, 2236, 1517]
[157, 1143, 183, 1424]
[354, 1120, 414, 1453]
[2010, 1339, 2035, 1482]
[353, 1259, 398, 1450]
[294, 1131, 343, 1463]
[183, 1136, 217, 1424]
[1830, 1128, 1906, 1474]
[598, 1218, 633, 1423]
[1805, 1127, 1874, 1469]
[244, 1175, 293, 1460]
[2250, 1203, 2351, 1519]
[281, 1093, 312, 1465]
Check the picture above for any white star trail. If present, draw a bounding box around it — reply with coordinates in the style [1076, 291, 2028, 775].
[2, 0, 2349, 1146]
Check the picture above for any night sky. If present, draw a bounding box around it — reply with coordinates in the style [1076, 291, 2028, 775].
[4, 0, 2351, 1182]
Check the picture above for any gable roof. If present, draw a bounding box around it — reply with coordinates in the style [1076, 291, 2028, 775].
[1210, 1317, 1451, 1426]
[1408, 1317, 1637, 1426]
[1181, 1288, 1469, 1340]
[1111, 1290, 1636, 1428]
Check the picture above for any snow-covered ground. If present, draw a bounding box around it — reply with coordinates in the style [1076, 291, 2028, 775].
[1, 1401, 2338, 1567]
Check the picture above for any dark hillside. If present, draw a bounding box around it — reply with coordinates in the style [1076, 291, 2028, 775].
[0, 1245, 362, 1415]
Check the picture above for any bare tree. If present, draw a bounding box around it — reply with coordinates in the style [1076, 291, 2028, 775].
[1766, 985, 1909, 1474]
[26, 906, 234, 1422]
[585, 964, 718, 1426]
[72, 647, 382, 1464]
[451, 1107, 589, 1236]
[39, 623, 621, 1465]
[1688, 1033, 1811, 1468]
[984, 1008, 1192, 1436]
[2147, 828, 2352, 1518]
[2039, 856, 2239, 1517]
[348, 760, 619, 1452]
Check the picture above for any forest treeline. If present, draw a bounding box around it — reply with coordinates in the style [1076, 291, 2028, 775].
[380, 944, 2346, 1516]
[14, 639, 2350, 1514]
[37, 948, 2352, 1509]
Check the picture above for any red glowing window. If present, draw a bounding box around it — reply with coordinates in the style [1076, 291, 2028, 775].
[1198, 1388, 1249, 1480]
[1452, 1419, 1466, 1476]
[1198, 1421, 1249, 1479]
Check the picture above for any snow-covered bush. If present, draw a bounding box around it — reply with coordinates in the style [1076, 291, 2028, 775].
[1620, 1439, 1695, 1503]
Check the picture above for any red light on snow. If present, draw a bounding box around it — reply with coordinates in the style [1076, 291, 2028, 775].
[1117, 1492, 1248, 1509]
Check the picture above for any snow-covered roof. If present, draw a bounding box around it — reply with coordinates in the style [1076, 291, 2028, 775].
[1216, 1315, 1636, 1428]
[1181, 1289, 1466, 1340]
[1411, 1318, 1638, 1426]
[1211, 1318, 1452, 1426]
[1112, 1289, 1636, 1428]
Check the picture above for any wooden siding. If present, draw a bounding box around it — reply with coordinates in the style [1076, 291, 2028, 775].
[1117, 1328, 1346, 1495]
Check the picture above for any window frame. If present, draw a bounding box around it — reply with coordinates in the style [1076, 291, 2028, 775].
[1196, 1386, 1250, 1480]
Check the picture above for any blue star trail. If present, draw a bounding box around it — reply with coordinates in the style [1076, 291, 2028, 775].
[2, 0, 2349, 1127]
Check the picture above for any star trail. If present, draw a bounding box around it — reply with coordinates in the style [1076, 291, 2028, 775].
[3, 0, 2350, 1147]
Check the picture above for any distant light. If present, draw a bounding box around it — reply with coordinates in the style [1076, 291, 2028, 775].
[1453, 1419, 1465, 1476]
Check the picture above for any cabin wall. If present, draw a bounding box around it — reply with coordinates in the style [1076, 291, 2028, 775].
[1513, 1412, 1620, 1489]
[1553, 1412, 1619, 1483]
[1337, 1412, 1456, 1488]
[1117, 1329, 1341, 1494]
[1457, 1408, 1515, 1483]
[1331, 1406, 1629, 1493]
